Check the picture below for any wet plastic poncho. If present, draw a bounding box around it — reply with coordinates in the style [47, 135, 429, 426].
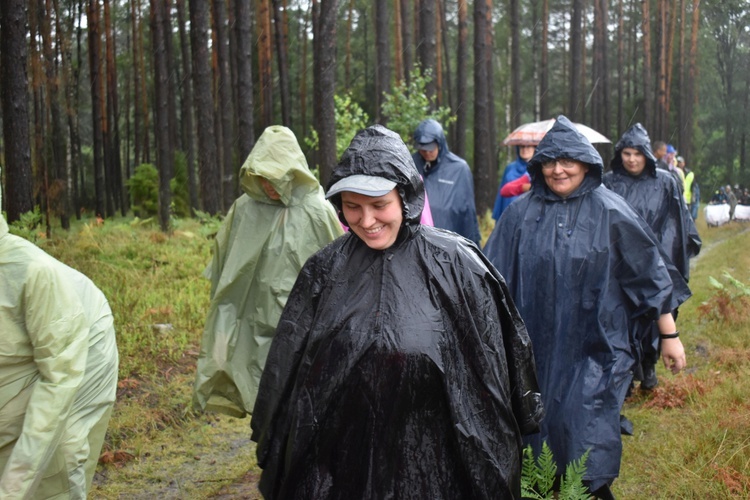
[0, 216, 118, 499]
[411, 119, 481, 244]
[483, 116, 685, 491]
[251, 125, 544, 499]
[492, 149, 529, 220]
[193, 126, 343, 418]
[604, 123, 701, 282]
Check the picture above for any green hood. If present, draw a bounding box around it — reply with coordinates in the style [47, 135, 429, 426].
[239, 125, 320, 206]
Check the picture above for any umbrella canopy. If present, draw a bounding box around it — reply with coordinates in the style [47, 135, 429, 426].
[502, 118, 611, 146]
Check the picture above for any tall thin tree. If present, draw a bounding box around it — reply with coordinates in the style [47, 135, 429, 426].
[234, 0, 255, 160]
[418, 0, 437, 105]
[189, 0, 221, 214]
[151, 0, 173, 231]
[1, 0, 34, 221]
[375, 0, 390, 123]
[313, 0, 338, 185]
[272, 0, 292, 126]
[212, 0, 235, 210]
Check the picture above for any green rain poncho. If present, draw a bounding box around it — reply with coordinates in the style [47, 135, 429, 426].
[193, 126, 343, 418]
[0, 215, 118, 498]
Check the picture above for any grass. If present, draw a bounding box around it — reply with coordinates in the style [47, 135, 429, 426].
[21, 207, 750, 498]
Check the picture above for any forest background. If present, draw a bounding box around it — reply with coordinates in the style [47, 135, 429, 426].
[1, 0, 749, 231]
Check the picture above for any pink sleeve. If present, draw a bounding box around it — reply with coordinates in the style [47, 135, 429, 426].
[420, 187, 434, 226]
[500, 173, 531, 197]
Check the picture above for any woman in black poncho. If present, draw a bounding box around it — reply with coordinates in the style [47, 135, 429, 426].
[484, 116, 687, 499]
[250, 125, 544, 499]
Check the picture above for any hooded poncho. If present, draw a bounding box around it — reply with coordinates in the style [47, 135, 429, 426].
[0, 216, 118, 498]
[492, 148, 530, 220]
[251, 125, 543, 499]
[192, 126, 343, 417]
[604, 123, 701, 282]
[483, 116, 689, 491]
[411, 119, 481, 244]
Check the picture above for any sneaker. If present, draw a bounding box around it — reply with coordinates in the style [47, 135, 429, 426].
[640, 363, 658, 390]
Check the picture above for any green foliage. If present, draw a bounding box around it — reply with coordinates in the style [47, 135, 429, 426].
[305, 92, 371, 168]
[7, 207, 43, 242]
[170, 151, 191, 218]
[707, 271, 750, 296]
[521, 443, 590, 500]
[127, 163, 159, 217]
[192, 208, 224, 239]
[380, 67, 455, 145]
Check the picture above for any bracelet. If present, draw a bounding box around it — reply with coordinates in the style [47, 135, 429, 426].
[660, 331, 680, 339]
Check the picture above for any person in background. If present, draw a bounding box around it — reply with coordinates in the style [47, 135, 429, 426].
[411, 119, 481, 245]
[691, 180, 701, 220]
[492, 144, 535, 221]
[726, 185, 738, 220]
[0, 185, 119, 498]
[251, 125, 543, 499]
[193, 126, 343, 418]
[677, 156, 694, 206]
[603, 124, 700, 391]
[484, 116, 687, 499]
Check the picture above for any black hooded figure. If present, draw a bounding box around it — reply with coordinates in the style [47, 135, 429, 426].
[250, 125, 544, 499]
[603, 123, 701, 389]
[483, 116, 688, 496]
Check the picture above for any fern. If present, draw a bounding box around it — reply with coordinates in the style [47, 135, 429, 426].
[521, 443, 590, 500]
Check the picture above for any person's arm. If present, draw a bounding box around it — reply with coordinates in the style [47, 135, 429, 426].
[658, 313, 686, 374]
[0, 262, 88, 498]
[500, 173, 532, 198]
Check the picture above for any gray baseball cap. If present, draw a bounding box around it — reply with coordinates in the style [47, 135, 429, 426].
[326, 174, 397, 199]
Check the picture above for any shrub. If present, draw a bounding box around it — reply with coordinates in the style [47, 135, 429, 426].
[127, 163, 159, 217]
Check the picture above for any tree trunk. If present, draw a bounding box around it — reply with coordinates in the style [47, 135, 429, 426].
[394, 0, 403, 84]
[212, 0, 236, 210]
[41, 0, 71, 228]
[131, 0, 142, 167]
[617, 0, 624, 136]
[234, 0, 255, 161]
[176, 0, 198, 214]
[375, 0, 390, 123]
[592, 0, 609, 136]
[642, 0, 653, 133]
[510, 0, 521, 127]
[313, 0, 338, 186]
[151, 0, 173, 231]
[299, 2, 310, 138]
[569, 0, 582, 120]
[540, 0, 549, 119]
[0, 0, 34, 221]
[189, 0, 221, 214]
[88, 0, 106, 217]
[454, 0, 468, 158]
[257, 0, 273, 128]
[655, 0, 668, 139]
[473, 0, 492, 215]
[400, 0, 412, 85]
[418, 0, 436, 105]
[272, 0, 292, 126]
[104, 0, 125, 216]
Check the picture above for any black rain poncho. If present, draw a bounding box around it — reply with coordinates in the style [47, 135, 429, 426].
[483, 116, 685, 490]
[251, 125, 543, 499]
[604, 123, 701, 282]
[411, 119, 482, 245]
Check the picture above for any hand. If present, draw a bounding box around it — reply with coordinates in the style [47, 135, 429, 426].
[522, 183, 531, 192]
[661, 337, 686, 374]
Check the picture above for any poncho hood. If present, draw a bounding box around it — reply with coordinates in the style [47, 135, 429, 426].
[240, 125, 322, 206]
[609, 123, 658, 177]
[412, 118, 449, 163]
[327, 125, 425, 226]
[528, 115, 603, 198]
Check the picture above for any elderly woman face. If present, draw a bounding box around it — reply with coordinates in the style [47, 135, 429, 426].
[541, 158, 589, 198]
